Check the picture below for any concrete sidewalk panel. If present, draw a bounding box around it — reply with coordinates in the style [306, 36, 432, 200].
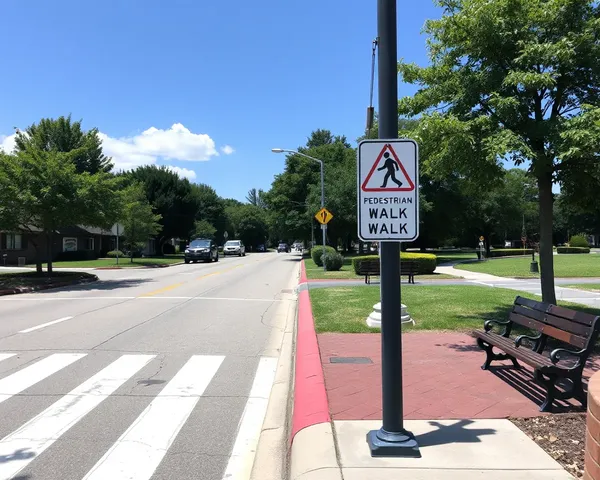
[343, 468, 574, 479]
[335, 419, 570, 473]
[290, 423, 341, 480]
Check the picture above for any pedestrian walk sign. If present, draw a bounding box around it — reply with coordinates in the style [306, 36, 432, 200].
[357, 139, 419, 242]
[361, 143, 415, 192]
[315, 207, 333, 225]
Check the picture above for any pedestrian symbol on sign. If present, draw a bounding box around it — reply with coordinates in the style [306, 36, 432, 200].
[361, 143, 415, 192]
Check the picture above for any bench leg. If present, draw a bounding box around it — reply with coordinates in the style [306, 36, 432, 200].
[572, 375, 587, 408]
[535, 370, 557, 413]
[477, 338, 496, 370]
[511, 358, 522, 369]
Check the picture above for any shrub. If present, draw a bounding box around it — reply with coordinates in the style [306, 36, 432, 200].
[106, 250, 125, 258]
[351, 252, 437, 275]
[322, 252, 344, 271]
[557, 247, 590, 254]
[161, 243, 176, 255]
[489, 249, 533, 257]
[311, 245, 337, 267]
[569, 235, 589, 248]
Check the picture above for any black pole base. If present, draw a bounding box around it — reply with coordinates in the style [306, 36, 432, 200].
[530, 262, 539, 273]
[367, 428, 421, 458]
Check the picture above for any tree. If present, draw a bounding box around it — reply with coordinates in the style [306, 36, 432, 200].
[224, 203, 269, 248]
[191, 219, 216, 239]
[397, 0, 600, 303]
[126, 165, 197, 251]
[245, 188, 267, 209]
[14, 115, 113, 174]
[0, 148, 120, 273]
[190, 183, 227, 242]
[120, 183, 162, 262]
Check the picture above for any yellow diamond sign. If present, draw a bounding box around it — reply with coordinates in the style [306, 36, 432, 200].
[315, 208, 333, 225]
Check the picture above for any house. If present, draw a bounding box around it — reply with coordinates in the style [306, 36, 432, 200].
[0, 225, 157, 266]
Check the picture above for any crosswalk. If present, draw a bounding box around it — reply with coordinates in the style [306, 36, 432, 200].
[0, 352, 277, 480]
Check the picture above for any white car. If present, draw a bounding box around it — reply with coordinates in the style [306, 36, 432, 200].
[223, 240, 245, 256]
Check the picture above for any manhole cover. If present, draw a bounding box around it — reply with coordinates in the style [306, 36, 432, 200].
[329, 357, 372, 364]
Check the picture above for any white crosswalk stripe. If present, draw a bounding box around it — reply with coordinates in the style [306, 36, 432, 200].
[0, 352, 275, 480]
[82, 355, 225, 480]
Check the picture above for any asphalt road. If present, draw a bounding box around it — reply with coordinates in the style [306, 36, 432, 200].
[0, 251, 300, 480]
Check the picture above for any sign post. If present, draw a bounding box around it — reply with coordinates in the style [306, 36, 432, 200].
[314, 207, 333, 272]
[359, 0, 421, 458]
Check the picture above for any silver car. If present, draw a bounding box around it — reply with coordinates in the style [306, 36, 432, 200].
[223, 240, 245, 256]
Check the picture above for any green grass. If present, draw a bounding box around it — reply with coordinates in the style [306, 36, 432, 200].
[563, 283, 600, 292]
[303, 255, 454, 281]
[309, 285, 600, 333]
[27, 257, 183, 269]
[454, 254, 600, 278]
[0, 271, 95, 290]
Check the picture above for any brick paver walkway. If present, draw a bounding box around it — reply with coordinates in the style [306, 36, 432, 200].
[319, 332, 600, 420]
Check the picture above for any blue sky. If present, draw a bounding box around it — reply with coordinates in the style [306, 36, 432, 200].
[0, 0, 442, 201]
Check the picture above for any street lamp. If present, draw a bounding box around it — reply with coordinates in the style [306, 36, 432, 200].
[272, 148, 327, 271]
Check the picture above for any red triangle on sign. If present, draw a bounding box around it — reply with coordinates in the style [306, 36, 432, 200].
[361, 143, 415, 192]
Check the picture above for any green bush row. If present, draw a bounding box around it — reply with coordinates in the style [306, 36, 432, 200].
[557, 247, 590, 254]
[351, 253, 437, 275]
[489, 249, 533, 257]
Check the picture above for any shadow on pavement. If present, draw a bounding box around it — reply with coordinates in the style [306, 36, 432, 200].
[416, 419, 495, 447]
[0, 448, 35, 463]
[33, 278, 152, 294]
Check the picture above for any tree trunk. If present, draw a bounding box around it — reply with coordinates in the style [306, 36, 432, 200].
[538, 171, 556, 304]
[46, 231, 53, 276]
[29, 238, 43, 274]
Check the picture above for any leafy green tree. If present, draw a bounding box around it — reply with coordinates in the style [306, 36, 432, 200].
[120, 183, 162, 262]
[191, 219, 217, 239]
[245, 188, 267, 209]
[397, 0, 600, 303]
[190, 183, 226, 242]
[126, 165, 197, 251]
[224, 203, 269, 248]
[0, 148, 120, 273]
[14, 115, 113, 174]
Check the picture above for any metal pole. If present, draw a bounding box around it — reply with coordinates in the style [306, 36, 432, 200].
[367, 0, 420, 457]
[320, 160, 327, 272]
[116, 224, 119, 265]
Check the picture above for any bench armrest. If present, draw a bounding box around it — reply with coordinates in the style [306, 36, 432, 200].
[550, 347, 586, 366]
[483, 319, 510, 333]
[515, 334, 541, 349]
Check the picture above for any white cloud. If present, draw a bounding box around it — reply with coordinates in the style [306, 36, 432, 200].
[0, 134, 16, 154]
[1, 123, 229, 177]
[166, 166, 197, 181]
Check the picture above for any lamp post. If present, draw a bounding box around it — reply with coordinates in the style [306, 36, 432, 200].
[272, 148, 327, 271]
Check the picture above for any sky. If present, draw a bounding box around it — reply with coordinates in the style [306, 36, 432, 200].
[0, 0, 442, 201]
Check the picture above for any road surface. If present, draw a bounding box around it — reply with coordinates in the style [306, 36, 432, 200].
[0, 252, 300, 480]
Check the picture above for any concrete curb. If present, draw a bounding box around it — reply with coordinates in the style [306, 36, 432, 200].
[0, 274, 98, 296]
[94, 261, 185, 270]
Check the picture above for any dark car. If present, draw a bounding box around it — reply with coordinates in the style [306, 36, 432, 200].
[184, 238, 219, 263]
[277, 243, 289, 253]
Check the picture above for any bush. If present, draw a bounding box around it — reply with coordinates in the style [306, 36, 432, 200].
[311, 245, 337, 267]
[322, 252, 344, 271]
[106, 250, 125, 258]
[557, 247, 590, 254]
[161, 243, 176, 255]
[351, 252, 437, 275]
[489, 249, 533, 257]
[569, 235, 589, 248]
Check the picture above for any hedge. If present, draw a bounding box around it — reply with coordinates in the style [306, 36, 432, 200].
[322, 252, 344, 271]
[311, 245, 337, 267]
[557, 247, 590, 254]
[569, 235, 589, 248]
[106, 250, 125, 258]
[352, 253, 437, 275]
[489, 249, 533, 257]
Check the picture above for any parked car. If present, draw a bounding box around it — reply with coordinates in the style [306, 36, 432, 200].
[184, 238, 218, 263]
[223, 240, 245, 256]
[257, 244, 266, 252]
[277, 243, 289, 253]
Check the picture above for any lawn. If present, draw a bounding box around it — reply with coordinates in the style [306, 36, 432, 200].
[0, 271, 95, 290]
[432, 251, 478, 265]
[309, 285, 600, 334]
[454, 254, 600, 278]
[26, 257, 183, 269]
[304, 255, 455, 281]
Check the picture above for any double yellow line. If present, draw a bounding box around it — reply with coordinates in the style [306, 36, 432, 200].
[140, 264, 245, 297]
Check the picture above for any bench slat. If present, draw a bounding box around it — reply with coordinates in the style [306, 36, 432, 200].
[508, 312, 587, 349]
[516, 296, 598, 327]
[512, 304, 592, 338]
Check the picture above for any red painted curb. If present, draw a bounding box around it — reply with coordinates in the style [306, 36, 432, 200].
[299, 259, 308, 284]
[291, 286, 331, 440]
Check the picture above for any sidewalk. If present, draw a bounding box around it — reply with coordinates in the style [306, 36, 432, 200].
[290, 261, 579, 479]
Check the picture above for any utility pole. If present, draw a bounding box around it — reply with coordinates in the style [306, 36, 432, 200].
[366, 0, 420, 457]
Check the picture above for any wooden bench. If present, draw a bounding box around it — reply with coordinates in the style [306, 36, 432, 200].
[356, 259, 418, 285]
[474, 296, 600, 412]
